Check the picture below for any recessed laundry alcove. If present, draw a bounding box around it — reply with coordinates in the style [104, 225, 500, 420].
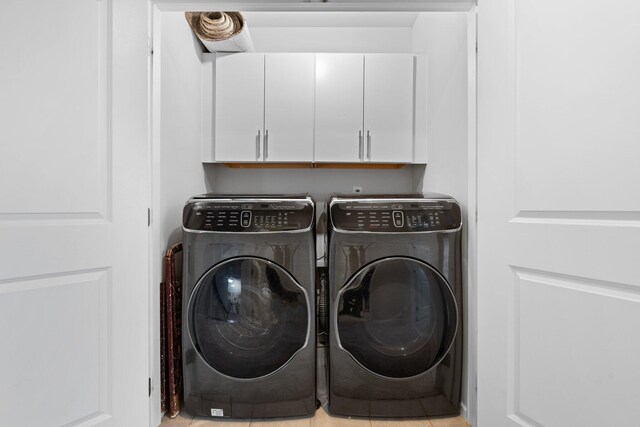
[151, 3, 476, 426]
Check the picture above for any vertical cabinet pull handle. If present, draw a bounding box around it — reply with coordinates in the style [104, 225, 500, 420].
[256, 130, 261, 160]
[358, 131, 363, 160]
[367, 130, 371, 161]
[265, 129, 269, 159]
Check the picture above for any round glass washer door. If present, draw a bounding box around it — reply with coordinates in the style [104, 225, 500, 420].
[188, 257, 309, 379]
[336, 256, 458, 378]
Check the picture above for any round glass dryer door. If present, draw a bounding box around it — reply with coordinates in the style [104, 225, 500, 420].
[188, 257, 309, 379]
[336, 257, 458, 378]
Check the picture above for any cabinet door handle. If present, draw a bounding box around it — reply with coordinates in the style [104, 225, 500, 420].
[358, 131, 363, 160]
[264, 129, 269, 159]
[367, 130, 371, 161]
[256, 130, 261, 160]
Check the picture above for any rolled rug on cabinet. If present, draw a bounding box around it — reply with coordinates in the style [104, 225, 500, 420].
[185, 11, 255, 52]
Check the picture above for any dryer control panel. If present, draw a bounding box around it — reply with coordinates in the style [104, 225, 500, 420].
[183, 199, 314, 232]
[330, 198, 461, 232]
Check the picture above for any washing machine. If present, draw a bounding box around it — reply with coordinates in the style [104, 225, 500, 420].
[327, 194, 462, 418]
[182, 194, 316, 419]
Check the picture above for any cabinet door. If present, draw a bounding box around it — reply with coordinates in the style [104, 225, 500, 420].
[264, 53, 315, 162]
[364, 54, 414, 163]
[315, 54, 364, 162]
[215, 53, 264, 162]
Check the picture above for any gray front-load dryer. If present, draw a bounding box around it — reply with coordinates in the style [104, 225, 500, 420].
[327, 194, 462, 418]
[182, 194, 316, 419]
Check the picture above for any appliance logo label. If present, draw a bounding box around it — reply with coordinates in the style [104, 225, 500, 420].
[211, 408, 224, 417]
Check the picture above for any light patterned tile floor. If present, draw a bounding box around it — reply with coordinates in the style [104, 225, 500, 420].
[369, 419, 430, 427]
[161, 408, 470, 427]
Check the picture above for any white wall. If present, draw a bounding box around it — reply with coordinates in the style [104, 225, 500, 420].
[151, 11, 208, 426]
[412, 11, 475, 425]
[248, 27, 413, 52]
[413, 13, 469, 197]
[208, 166, 416, 201]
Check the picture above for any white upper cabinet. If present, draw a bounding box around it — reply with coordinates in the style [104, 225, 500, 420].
[215, 53, 265, 162]
[214, 53, 315, 162]
[211, 52, 419, 164]
[264, 53, 315, 162]
[364, 54, 415, 163]
[314, 53, 416, 163]
[315, 54, 365, 162]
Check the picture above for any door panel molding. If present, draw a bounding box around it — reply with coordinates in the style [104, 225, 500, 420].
[510, 210, 640, 227]
[0, 212, 111, 224]
[510, 0, 640, 214]
[0, 0, 112, 221]
[98, 0, 113, 222]
[508, 267, 640, 427]
[0, 268, 112, 426]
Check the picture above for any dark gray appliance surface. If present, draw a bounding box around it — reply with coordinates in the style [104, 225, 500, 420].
[329, 193, 461, 232]
[327, 194, 463, 418]
[182, 195, 316, 419]
[183, 194, 314, 232]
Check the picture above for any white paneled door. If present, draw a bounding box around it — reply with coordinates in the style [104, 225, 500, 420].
[478, 1, 640, 426]
[0, 0, 149, 426]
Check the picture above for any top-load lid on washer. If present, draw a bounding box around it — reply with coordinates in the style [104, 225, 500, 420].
[183, 194, 314, 232]
[329, 194, 461, 232]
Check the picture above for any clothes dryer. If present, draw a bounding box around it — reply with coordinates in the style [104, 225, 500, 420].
[327, 194, 462, 418]
[182, 194, 316, 419]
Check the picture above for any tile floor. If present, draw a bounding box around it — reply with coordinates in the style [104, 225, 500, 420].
[160, 408, 470, 427]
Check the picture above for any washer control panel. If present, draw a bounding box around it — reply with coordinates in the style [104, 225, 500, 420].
[330, 199, 461, 232]
[183, 199, 314, 232]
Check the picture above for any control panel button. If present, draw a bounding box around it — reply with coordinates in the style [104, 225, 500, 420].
[392, 211, 404, 228]
[241, 211, 252, 227]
